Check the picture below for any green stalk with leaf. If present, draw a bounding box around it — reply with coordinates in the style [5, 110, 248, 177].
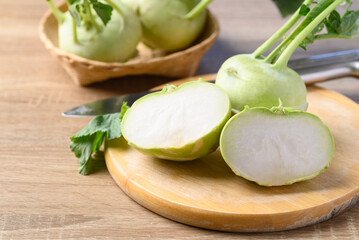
[216, 0, 359, 111]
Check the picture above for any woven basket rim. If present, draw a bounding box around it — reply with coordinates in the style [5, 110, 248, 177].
[38, 2, 220, 67]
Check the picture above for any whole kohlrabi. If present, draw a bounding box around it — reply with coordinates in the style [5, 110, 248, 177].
[216, 0, 359, 111]
[123, 0, 212, 52]
[46, 0, 141, 62]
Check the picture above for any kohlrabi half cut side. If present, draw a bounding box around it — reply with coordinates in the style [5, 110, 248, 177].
[215, 54, 308, 111]
[220, 104, 334, 186]
[127, 0, 211, 52]
[121, 80, 231, 161]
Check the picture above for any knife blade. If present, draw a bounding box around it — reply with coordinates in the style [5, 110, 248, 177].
[63, 49, 359, 117]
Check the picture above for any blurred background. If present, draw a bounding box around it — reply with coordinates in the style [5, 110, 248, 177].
[1, 0, 358, 100]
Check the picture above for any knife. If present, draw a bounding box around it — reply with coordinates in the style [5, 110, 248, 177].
[63, 49, 359, 117]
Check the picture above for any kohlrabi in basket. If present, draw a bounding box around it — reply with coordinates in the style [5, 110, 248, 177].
[220, 101, 335, 186]
[215, 0, 359, 111]
[121, 80, 231, 161]
[122, 0, 213, 52]
[46, 0, 141, 62]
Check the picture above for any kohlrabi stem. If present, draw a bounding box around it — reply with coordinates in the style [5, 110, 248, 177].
[72, 17, 79, 43]
[253, 0, 314, 59]
[274, 0, 344, 69]
[65, 0, 79, 43]
[103, 0, 125, 28]
[184, 0, 213, 20]
[46, 0, 65, 24]
[103, 0, 123, 16]
[84, 0, 100, 32]
[264, 0, 333, 63]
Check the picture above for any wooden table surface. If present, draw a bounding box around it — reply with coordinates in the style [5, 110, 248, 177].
[1, 0, 359, 239]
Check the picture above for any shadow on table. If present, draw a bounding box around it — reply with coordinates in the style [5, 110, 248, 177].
[85, 75, 174, 95]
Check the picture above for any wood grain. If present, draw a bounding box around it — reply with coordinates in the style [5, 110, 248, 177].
[0, 0, 359, 239]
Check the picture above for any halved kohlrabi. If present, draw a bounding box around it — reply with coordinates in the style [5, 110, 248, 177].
[220, 103, 334, 186]
[121, 80, 231, 161]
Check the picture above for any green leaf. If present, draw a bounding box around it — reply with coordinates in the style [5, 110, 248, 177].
[325, 10, 342, 33]
[70, 102, 129, 175]
[299, 20, 326, 50]
[299, 1, 359, 50]
[108, 102, 129, 140]
[78, 150, 106, 175]
[299, 4, 311, 16]
[70, 132, 105, 174]
[67, 0, 81, 4]
[272, 0, 305, 17]
[91, 1, 113, 26]
[340, 10, 359, 36]
[119, 102, 130, 121]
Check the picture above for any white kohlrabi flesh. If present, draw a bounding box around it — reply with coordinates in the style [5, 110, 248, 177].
[220, 105, 334, 186]
[121, 80, 231, 161]
[47, 0, 142, 62]
[123, 0, 211, 52]
[215, 0, 358, 111]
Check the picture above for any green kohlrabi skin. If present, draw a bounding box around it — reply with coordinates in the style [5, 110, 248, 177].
[59, 0, 142, 62]
[124, 0, 207, 52]
[121, 0, 139, 11]
[215, 54, 308, 111]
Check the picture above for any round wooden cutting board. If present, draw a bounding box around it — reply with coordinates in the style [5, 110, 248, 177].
[105, 76, 359, 232]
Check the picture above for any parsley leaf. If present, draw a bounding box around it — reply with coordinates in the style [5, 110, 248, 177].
[70, 102, 129, 175]
[272, 0, 305, 17]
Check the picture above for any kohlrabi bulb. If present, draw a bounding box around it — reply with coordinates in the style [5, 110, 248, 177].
[58, 0, 142, 62]
[215, 54, 308, 111]
[124, 0, 210, 52]
[121, 0, 139, 11]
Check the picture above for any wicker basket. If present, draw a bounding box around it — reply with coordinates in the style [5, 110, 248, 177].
[39, 3, 219, 86]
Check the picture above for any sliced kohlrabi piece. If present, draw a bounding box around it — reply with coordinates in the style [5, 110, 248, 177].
[121, 80, 232, 161]
[220, 103, 334, 186]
